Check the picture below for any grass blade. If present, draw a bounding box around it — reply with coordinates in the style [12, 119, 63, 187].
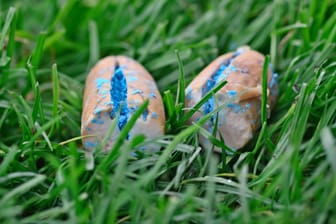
[175, 49, 186, 109]
[49, 63, 60, 136]
[182, 79, 227, 125]
[261, 55, 269, 124]
[321, 127, 336, 175]
[88, 20, 100, 67]
[0, 175, 46, 203]
[26, 60, 45, 123]
[0, 7, 15, 52]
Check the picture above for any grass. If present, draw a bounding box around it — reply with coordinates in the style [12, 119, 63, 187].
[0, 0, 336, 223]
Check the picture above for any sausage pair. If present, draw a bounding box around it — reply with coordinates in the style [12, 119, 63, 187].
[81, 47, 278, 152]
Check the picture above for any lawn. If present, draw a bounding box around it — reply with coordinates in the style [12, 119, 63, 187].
[0, 0, 336, 223]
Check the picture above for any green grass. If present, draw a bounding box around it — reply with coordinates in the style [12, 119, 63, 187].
[1, 0, 336, 223]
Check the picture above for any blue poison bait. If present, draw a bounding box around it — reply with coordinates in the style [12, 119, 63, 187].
[110, 64, 128, 131]
[81, 56, 165, 151]
[185, 46, 278, 152]
[201, 53, 241, 124]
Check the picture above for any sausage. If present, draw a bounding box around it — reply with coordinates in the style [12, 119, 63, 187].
[185, 46, 278, 151]
[81, 56, 165, 151]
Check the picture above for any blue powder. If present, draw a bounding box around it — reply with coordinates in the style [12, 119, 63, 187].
[245, 103, 251, 109]
[202, 47, 243, 118]
[269, 63, 279, 96]
[233, 47, 247, 57]
[129, 99, 140, 104]
[202, 58, 235, 116]
[202, 94, 215, 115]
[110, 64, 128, 131]
[96, 78, 109, 89]
[226, 102, 251, 113]
[142, 109, 149, 121]
[227, 90, 237, 97]
[270, 73, 278, 88]
[217, 64, 229, 80]
[201, 63, 230, 124]
[227, 103, 241, 113]
[92, 118, 104, 124]
[128, 76, 138, 82]
[94, 107, 104, 114]
[187, 90, 192, 100]
[202, 64, 227, 114]
[96, 78, 110, 95]
[129, 105, 138, 113]
[233, 51, 241, 57]
[152, 112, 158, 119]
[131, 89, 143, 95]
[85, 141, 97, 148]
[100, 90, 109, 95]
[230, 65, 237, 72]
[186, 87, 193, 100]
